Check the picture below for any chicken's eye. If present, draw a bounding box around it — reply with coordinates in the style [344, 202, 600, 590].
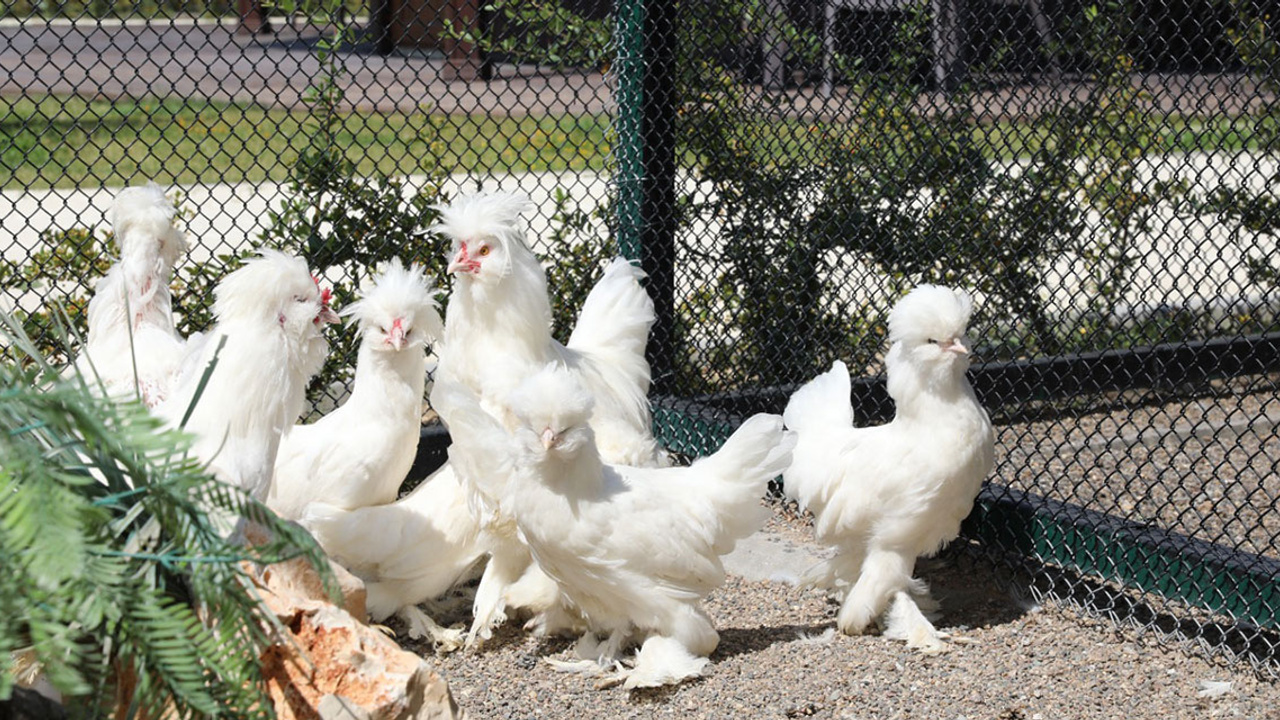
[926, 339, 938, 344]
[477, 245, 491, 257]
[294, 295, 308, 304]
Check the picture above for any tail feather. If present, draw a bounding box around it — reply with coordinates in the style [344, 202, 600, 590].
[102, 185, 185, 328]
[782, 360, 853, 434]
[566, 257, 654, 360]
[782, 361, 854, 512]
[563, 258, 661, 466]
[704, 413, 797, 488]
[694, 413, 797, 552]
[80, 185, 186, 404]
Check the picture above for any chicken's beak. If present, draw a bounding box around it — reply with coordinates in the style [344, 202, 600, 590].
[316, 306, 341, 326]
[388, 318, 407, 351]
[541, 427, 560, 450]
[448, 243, 482, 275]
[941, 338, 969, 355]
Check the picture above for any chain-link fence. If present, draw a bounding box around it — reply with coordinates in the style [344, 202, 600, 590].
[1, 0, 1277, 677]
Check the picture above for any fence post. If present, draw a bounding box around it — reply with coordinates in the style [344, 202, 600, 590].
[931, 0, 966, 90]
[236, 0, 271, 34]
[615, 0, 678, 396]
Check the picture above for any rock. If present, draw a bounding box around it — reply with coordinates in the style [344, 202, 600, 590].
[259, 597, 469, 720]
[242, 518, 368, 619]
[259, 551, 367, 620]
[317, 695, 371, 720]
[237, 514, 465, 719]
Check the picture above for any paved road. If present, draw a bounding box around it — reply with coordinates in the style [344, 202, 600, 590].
[0, 17, 610, 114]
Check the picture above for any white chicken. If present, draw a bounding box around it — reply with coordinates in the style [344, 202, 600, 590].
[782, 284, 995, 652]
[269, 259, 443, 521]
[157, 250, 338, 500]
[432, 367, 795, 688]
[76, 184, 187, 407]
[436, 192, 662, 466]
[300, 463, 484, 651]
[432, 191, 665, 647]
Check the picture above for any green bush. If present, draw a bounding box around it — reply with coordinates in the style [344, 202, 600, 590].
[0, 315, 331, 720]
[467, 0, 1227, 391]
[0, 227, 113, 366]
[1182, 1, 1280, 300]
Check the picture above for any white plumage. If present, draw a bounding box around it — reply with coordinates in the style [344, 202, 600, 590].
[783, 284, 995, 652]
[432, 191, 665, 647]
[300, 463, 484, 651]
[157, 250, 338, 500]
[435, 191, 663, 466]
[77, 184, 187, 407]
[433, 366, 795, 687]
[269, 259, 443, 520]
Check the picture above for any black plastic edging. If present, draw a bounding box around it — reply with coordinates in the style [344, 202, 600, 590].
[676, 331, 1280, 425]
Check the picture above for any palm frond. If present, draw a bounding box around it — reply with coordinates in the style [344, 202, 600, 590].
[0, 310, 334, 719]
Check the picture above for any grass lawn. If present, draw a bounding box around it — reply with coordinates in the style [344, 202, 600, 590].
[0, 94, 614, 190]
[1, 92, 1273, 191]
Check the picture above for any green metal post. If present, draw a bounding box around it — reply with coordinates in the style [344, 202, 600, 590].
[614, 0, 678, 395]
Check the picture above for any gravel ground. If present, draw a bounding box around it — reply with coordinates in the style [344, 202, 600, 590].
[380, 381, 1280, 718]
[389, 507, 1278, 719]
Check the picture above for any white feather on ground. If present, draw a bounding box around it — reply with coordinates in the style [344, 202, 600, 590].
[434, 366, 795, 687]
[783, 284, 995, 652]
[431, 191, 666, 648]
[1196, 680, 1233, 698]
[269, 259, 443, 520]
[75, 183, 187, 407]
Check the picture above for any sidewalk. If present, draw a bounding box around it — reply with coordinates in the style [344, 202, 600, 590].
[0, 170, 612, 314]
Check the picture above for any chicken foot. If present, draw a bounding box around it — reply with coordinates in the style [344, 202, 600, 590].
[397, 605, 465, 654]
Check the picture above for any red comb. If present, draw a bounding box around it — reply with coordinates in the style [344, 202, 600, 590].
[311, 275, 333, 307]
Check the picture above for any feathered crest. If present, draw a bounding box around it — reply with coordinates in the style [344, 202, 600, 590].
[213, 249, 315, 324]
[507, 362, 596, 431]
[109, 183, 187, 265]
[343, 258, 444, 341]
[344, 258, 437, 319]
[888, 284, 973, 344]
[431, 191, 536, 257]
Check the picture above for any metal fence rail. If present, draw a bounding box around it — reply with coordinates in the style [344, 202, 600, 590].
[1, 0, 1276, 676]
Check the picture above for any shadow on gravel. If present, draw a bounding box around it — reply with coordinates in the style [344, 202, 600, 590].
[714, 622, 838, 660]
[627, 676, 708, 705]
[922, 551, 1035, 631]
[786, 548, 1035, 641]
